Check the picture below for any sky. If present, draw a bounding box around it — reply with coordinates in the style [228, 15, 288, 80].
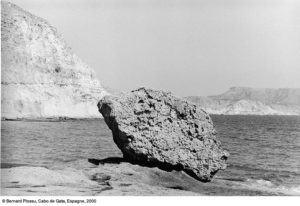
[7, 0, 300, 96]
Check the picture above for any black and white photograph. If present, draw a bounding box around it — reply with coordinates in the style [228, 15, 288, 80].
[1, 0, 300, 198]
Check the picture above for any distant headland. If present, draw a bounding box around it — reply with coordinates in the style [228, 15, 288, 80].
[186, 87, 300, 115]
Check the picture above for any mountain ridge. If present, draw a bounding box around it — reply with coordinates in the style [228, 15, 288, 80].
[186, 87, 300, 115]
[209, 87, 300, 106]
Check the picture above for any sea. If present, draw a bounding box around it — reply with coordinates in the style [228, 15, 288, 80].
[1, 115, 300, 196]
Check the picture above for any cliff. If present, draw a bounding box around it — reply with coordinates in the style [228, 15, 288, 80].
[1, 1, 109, 119]
[186, 87, 300, 115]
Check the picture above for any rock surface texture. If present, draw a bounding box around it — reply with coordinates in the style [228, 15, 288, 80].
[98, 88, 229, 182]
[1, 1, 108, 119]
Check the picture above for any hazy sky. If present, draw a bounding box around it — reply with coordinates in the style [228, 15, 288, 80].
[8, 0, 300, 96]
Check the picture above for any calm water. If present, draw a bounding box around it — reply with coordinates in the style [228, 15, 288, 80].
[1, 115, 300, 195]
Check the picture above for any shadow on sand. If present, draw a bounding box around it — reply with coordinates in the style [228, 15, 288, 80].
[88, 157, 127, 165]
[88, 156, 208, 182]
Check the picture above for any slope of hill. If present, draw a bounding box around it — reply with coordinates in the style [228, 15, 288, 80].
[1, 1, 109, 119]
[211, 87, 300, 106]
[186, 87, 300, 115]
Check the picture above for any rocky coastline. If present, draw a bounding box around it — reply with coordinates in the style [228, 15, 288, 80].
[1, 1, 299, 197]
[1, 160, 200, 196]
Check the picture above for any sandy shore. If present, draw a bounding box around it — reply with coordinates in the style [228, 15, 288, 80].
[2, 159, 298, 196]
[1, 160, 200, 196]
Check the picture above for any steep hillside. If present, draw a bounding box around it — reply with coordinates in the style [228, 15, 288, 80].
[211, 87, 300, 106]
[1, 1, 109, 119]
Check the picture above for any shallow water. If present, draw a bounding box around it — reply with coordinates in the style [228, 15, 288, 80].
[1, 115, 300, 195]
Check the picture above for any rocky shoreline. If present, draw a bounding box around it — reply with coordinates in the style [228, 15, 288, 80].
[1, 87, 230, 196]
[2, 1, 299, 197]
[3, 157, 293, 196]
[1, 160, 200, 196]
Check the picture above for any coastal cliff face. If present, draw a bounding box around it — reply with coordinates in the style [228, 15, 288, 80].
[1, 1, 108, 119]
[186, 87, 300, 115]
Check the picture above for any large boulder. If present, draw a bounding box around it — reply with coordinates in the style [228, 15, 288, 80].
[98, 88, 229, 182]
